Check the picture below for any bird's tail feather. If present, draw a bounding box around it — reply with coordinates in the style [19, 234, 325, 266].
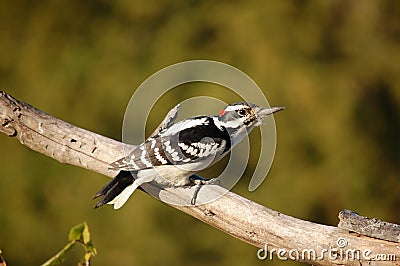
[108, 182, 139, 209]
[94, 171, 138, 209]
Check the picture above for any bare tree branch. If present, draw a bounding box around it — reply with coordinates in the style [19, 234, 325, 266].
[338, 209, 400, 243]
[1, 91, 399, 265]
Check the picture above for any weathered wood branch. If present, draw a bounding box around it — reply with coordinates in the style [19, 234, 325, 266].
[1, 91, 399, 265]
[338, 210, 400, 243]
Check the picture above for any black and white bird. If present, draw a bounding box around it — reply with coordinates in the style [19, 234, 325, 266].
[94, 102, 284, 209]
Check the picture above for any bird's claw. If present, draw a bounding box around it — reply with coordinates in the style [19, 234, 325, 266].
[189, 175, 220, 205]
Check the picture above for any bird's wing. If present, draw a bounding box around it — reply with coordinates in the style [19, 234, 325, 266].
[109, 116, 231, 171]
[149, 104, 180, 138]
[109, 136, 169, 171]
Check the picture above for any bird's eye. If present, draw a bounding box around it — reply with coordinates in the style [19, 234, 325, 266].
[238, 109, 247, 116]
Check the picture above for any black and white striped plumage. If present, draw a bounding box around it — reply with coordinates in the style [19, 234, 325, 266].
[94, 102, 284, 209]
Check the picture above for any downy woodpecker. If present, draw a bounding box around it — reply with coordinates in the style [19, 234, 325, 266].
[94, 102, 284, 209]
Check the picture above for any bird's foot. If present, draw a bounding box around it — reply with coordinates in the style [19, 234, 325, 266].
[189, 174, 220, 205]
[189, 174, 220, 186]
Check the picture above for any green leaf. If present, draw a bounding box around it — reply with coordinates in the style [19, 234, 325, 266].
[85, 243, 97, 256]
[68, 222, 91, 242]
[82, 223, 90, 244]
[68, 223, 85, 242]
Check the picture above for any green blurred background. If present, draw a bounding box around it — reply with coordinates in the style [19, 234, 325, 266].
[0, 1, 399, 265]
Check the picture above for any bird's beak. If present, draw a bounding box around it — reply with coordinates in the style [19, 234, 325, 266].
[256, 106, 285, 120]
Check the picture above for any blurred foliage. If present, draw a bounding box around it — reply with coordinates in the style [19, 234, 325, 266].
[0, 0, 399, 265]
[42, 222, 96, 266]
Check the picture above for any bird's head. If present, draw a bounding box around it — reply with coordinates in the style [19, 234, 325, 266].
[217, 102, 284, 144]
